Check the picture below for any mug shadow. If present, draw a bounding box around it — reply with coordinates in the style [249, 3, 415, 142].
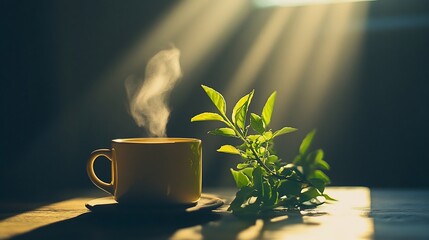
[11, 211, 221, 240]
[11, 208, 323, 239]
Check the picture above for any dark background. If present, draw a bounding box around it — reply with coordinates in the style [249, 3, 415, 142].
[1, 0, 428, 200]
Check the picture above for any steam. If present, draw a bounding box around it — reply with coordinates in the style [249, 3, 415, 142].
[125, 47, 182, 137]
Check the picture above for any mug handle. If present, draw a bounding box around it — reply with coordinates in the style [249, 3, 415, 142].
[87, 149, 115, 195]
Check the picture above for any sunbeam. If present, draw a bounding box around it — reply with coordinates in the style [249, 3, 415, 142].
[225, 7, 294, 101]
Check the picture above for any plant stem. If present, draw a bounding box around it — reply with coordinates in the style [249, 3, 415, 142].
[222, 115, 276, 173]
[220, 113, 305, 183]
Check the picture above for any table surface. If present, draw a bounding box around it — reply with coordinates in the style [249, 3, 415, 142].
[1, 187, 428, 240]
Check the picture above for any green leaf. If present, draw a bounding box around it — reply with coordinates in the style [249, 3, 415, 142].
[278, 180, 302, 196]
[246, 135, 259, 142]
[201, 85, 226, 114]
[299, 129, 316, 154]
[315, 159, 330, 171]
[235, 105, 247, 132]
[250, 113, 265, 134]
[266, 155, 279, 164]
[308, 170, 331, 184]
[217, 145, 241, 155]
[261, 91, 277, 127]
[273, 127, 297, 138]
[232, 91, 253, 123]
[314, 149, 324, 162]
[191, 112, 224, 122]
[229, 186, 254, 211]
[263, 131, 273, 140]
[233, 90, 254, 131]
[230, 169, 251, 188]
[299, 187, 321, 203]
[209, 128, 236, 137]
[309, 178, 325, 193]
[312, 149, 330, 170]
[323, 193, 338, 201]
[257, 135, 268, 144]
[266, 188, 278, 207]
[253, 166, 263, 195]
[241, 168, 254, 180]
[262, 181, 272, 202]
[237, 163, 248, 169]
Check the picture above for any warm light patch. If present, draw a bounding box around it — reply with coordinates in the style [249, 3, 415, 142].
[236, 219, 265, 239]
[253, 0, 374, 8]
[235, 187, 374, 240]
[0, 198, 92, 239]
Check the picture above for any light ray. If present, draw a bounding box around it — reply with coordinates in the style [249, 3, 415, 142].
[297, 1, 370, 125]
[225, 7, 294, 100]
[262, 4, 330, 126]
[108, 0, 251, 105]
[176, 0, 251, 77]
[106, 0, 251, 83]
[254, 0, 375, 8]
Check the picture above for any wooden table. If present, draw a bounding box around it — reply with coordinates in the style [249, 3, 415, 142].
[1, 187, 428, 239]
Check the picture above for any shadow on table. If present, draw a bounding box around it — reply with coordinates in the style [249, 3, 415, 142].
[11, 210, 308, 239]
[0, 190, 106, 221]
[11, 211, 220, 240]
[200, 211, 305, 240]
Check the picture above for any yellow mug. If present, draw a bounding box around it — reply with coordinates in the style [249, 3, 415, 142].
[87, 138, 202, 205]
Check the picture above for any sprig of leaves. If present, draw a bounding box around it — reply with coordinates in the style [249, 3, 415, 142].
[191, 85, 335, 216]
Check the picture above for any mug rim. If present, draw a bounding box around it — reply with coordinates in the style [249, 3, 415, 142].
[112, 138, 201, 144]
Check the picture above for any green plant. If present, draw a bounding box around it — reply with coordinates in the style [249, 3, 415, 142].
[191, 85, 335, 216]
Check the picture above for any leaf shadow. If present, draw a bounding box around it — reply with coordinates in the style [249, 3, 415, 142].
[199, 210, 312, 240]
